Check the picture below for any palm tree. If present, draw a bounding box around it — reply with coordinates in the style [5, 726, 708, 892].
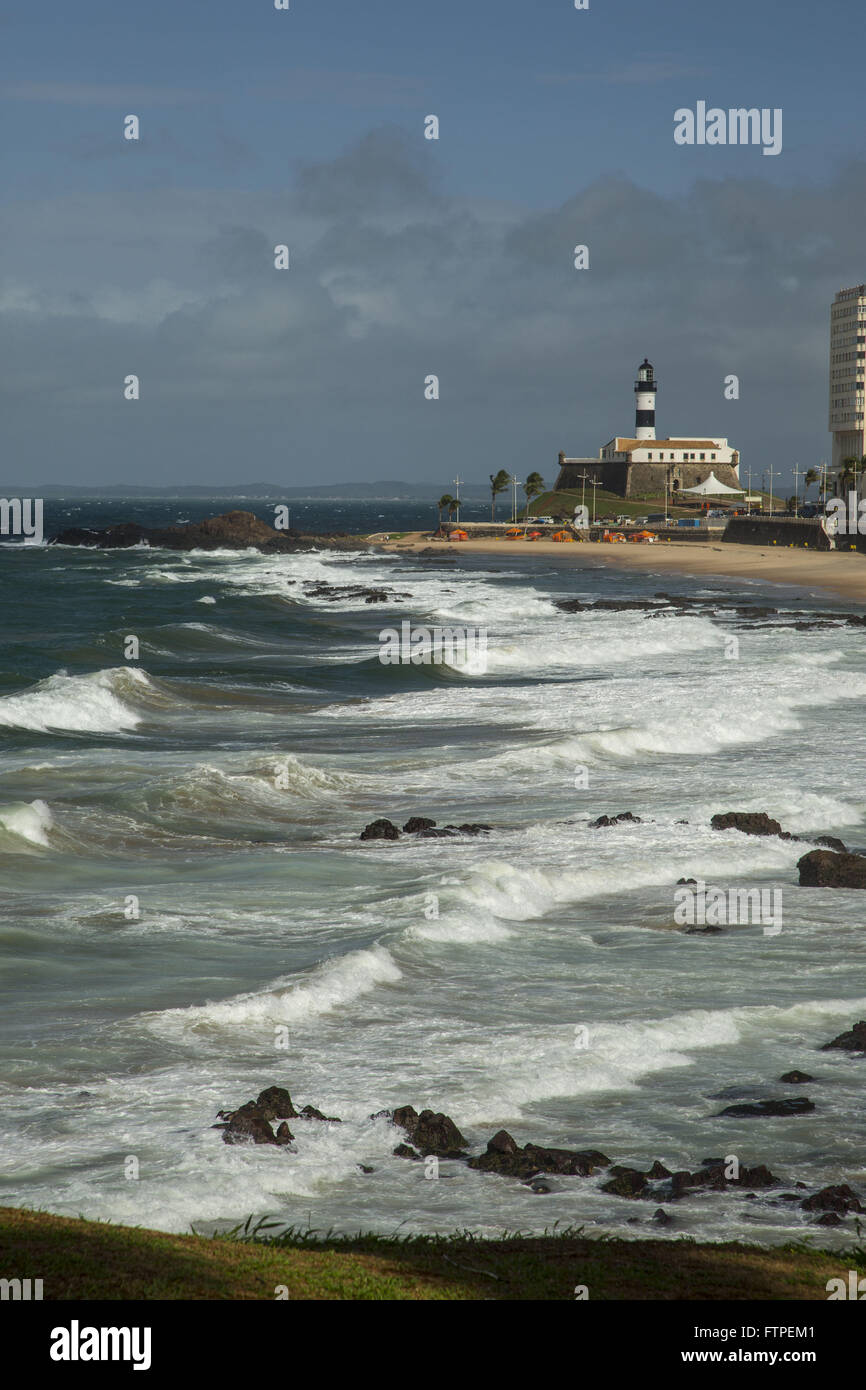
[840, 456, 860, 495]
[522, 471, 545, 519]
[447, 497, 459, 525]
[803, 467, 820, 493]
[437, 494, 453, 528]
[490, 469, 510, 522]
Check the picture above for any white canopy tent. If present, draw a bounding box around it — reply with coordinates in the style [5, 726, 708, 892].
[679, 471, 744, 496]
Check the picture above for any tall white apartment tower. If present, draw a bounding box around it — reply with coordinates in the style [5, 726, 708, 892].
[634, 358, 657, 440]
[829, 284, 866, 475]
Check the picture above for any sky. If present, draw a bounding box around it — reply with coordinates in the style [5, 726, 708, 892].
[0, 0, 864, 490]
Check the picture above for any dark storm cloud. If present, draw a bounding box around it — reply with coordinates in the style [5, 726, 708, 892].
[0, 128, 860, 485]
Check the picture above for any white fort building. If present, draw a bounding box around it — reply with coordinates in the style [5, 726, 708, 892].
[554, 359, 741, 499]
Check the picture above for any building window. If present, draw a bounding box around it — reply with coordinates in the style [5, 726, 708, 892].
[700, 453, 705, 460]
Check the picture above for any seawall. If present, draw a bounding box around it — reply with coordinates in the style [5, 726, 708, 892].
[722, 518, 832, 550]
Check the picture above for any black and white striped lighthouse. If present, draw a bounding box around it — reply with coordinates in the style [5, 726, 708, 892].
[634, 358, 657, 440]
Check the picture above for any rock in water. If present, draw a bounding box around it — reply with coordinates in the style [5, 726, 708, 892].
[389, 1105, 468, 1158]
[50, 510, 361, 554]
[714, 1098, 815, 1118]
[254, 1086, 298, 1120]
[797, 851, 866, 888]
[359, 818, 401, 841]
[222, 1113, 281, 1146]
[820, 1020, 866, 1052]
[467, 1130, 609, 1180]
[298, 1104, 341, 1123]
[779, 1070, 814, 1084]
[711, 811, 783, 837]
[601, 1166, 649, 1199]
[800, 1184, 863, 1214]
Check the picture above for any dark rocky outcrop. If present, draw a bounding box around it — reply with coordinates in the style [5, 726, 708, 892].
[467, 1130, 609, 1181]
[253, 1086, 299, 1120]
[779, 1070, 814, 1084]
[389, 1106, 468, 1158]
[711, 812, 783, 837]
[360, 819, 491, 841]
[798, 851, 866, 889]
[419, 823, 492, 838]
[714, 1098, 815, 1119]
[393, 1142, 423, 1160]
[215, 1085, 326, 1145]
[601, 1166, 649, 1199]
[360, 818, 401, 841]
[403, 817, 437, 834]
[800, 1184, 863, 1215]
[302, 581, 407, 604]
[814, 835, 848, 853]
[676, 1162, 777, 1196]
[50, 510, 362, 553]
[591, 812, 642, 828]
[820, 1020, 866, 1053]
[222, 1112, 286, 1146]
[298, 1105, 341, 1123]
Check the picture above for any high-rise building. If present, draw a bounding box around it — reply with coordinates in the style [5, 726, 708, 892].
[829, 284, 866, 476]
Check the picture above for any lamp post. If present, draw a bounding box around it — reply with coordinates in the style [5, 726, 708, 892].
[767, 464, 775, 517]
[793, 464, 801, 515]
[452, 475, 462, 526]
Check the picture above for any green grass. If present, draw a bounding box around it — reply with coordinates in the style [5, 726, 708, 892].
[528, 488, 784, 520]
[1, 1206, 863, 1301]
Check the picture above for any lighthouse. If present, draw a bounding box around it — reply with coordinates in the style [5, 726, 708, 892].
[634, 358, 657, 440]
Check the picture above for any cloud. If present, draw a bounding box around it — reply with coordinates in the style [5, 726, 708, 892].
[0, 128, 859, 485]
[256, 70, 425, 108]
[0, 82, 210, 106]
[538, 61, 708, 86]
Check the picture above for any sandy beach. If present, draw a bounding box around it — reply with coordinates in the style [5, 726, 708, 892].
[380, 534, 866, 605]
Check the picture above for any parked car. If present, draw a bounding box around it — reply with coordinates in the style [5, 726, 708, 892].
[632, 516, 649, 527]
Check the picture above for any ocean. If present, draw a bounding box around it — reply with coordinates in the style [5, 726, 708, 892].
[1, 499, 865, 1244]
